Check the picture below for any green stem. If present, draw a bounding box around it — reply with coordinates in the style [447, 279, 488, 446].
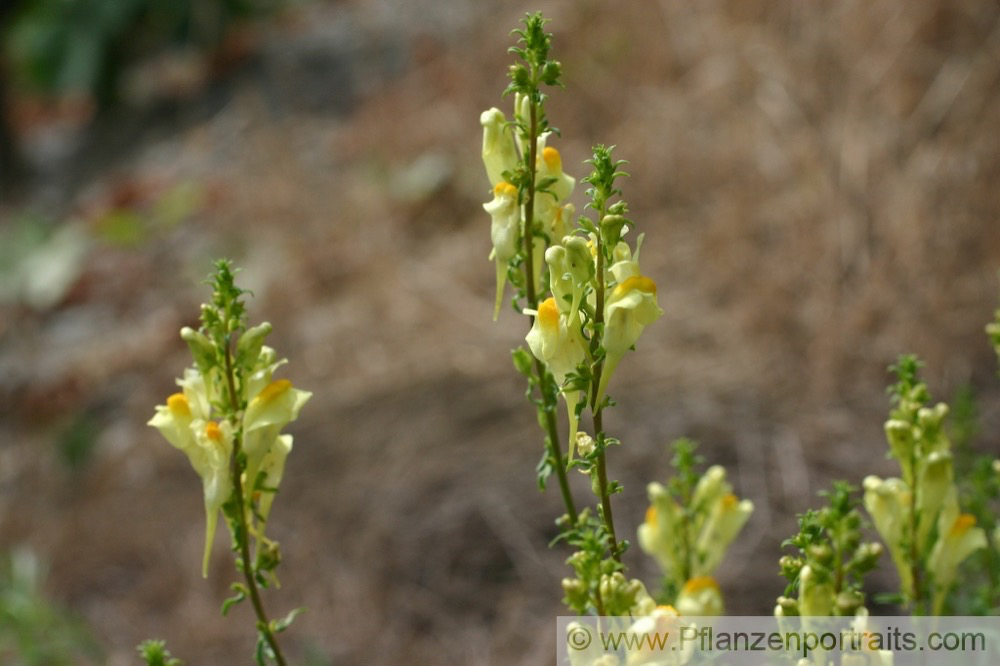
[224, 345, 288, 666]
[523, 91, 578, 524]
[536, 358, 579, 522]
[908, 443, 925, 616]
[589, 215, 620, 564]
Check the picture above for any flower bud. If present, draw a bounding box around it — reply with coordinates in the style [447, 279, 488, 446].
[798, 565, 834, 617]
[562, 578, 589, 611]
[511, 347, 535, 376]
[849, 542, 883, 573]
[541, 60, 562, 85]
[600, 214, 628, 248]
[480, 108, 518, 188]
[835, 590, 864, 616]
[546, 238, 593, 325]
[509, 64, 530, 90]
[807, 544, 833, 566]
[180, 326, 215, 374]
[237, 321, 272, 369]
[779, 555, 803, 580]
[917, 450, 953, 546]
[883, 420, 914, 481]
[598, 572, 645, 615]
[776, 596, 799, 616]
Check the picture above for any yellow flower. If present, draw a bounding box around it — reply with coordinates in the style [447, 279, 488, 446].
[150, 391, 234, 577]
[862, 475, 913, 597]
[637, 482, 684, 573]
[256, 434, 293, 531]
[625, 605, 692, 666]
[526, 297, 587, 458]
[676, 576, 724, 617]
[598, 275, 662, 403]
[537, 142, 575, 202]
[193, 420, 234, 577]
[694, 490, 753, 577]
[148, 392, 197, 454]
[533, 140, 575, 238]
[928, 512, 986, 613]
[608, 235, 644, 286]
[483, 181, 521, 320]
[640, 468, 751, 586]
[243, 377, 311, 494]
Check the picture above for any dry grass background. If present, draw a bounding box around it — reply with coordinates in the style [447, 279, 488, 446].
[2, 0, 1000, 663]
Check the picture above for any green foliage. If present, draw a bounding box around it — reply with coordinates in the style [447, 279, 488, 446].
[987, 278, 1000, 368]
[504, 12, 562, 102]
[3, 0, 279, 99]
[56, 409, 100, 470]
[0, 549, 102, 665]
[777, 482, 881, 617]
[558, 509, 627, 615]
[137, 639, 183, 666]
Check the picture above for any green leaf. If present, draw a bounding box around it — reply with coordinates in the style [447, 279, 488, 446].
[271, 607, 306, 634]
[221, 583, 248, 616]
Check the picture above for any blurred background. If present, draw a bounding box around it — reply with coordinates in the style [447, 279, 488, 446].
[2, 0, 1000, 663]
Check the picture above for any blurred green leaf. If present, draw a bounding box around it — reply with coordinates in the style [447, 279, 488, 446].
[0, 548, 102, 665]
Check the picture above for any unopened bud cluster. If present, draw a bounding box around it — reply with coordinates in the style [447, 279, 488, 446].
[776, 482, 881, 619]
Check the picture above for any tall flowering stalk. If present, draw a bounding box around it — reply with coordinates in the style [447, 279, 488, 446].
[148, 260, 310, 665]
[863, 356, 986, 615]
[482, 12, 580, 524]
[482, 13, 664, 616]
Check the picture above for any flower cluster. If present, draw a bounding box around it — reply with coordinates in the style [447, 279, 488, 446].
[148, 262, 311, 577]
[483, 118, 663, 454]
[637, 440, 752, 616]
[863, 356, 986, 614]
